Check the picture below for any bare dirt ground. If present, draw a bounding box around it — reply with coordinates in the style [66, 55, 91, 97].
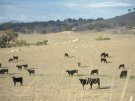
[0, 31, 135, 101]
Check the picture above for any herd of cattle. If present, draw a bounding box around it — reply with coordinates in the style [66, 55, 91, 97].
[0, 56, 35, 86]
[0, 52, 128, 90]
[65, 52, 128, 89]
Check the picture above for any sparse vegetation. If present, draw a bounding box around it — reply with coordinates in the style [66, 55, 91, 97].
[0, 30, 18, 48]
[36, 40, 48, 45]
[14, 40, 28, 47]
[95, 36, 111, 41]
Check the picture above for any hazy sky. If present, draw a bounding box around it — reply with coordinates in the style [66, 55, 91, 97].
[0, 0, 135, 22]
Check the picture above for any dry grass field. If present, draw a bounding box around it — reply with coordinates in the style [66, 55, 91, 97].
[0, 31, 135, 101]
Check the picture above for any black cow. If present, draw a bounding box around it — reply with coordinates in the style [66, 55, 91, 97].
[8, 58, 13, 62]
[16, 65, 22, 69]
[79, 79, 88, 89]
[119, 64, 125, 69]
[13, 56, 18, 61]
[101, 58, 107, 63]
[22, 64, 28, 69]
[90, 69, 98, 75]
[65, 53, 69, 57]
[66, 70, 78, 76]
[87, 78, 100, 89]
[120, 70, 127, 78]
[27, 69, 35, 75]
[105, 53, 109, 57]
[101, 52, 105, 57]
[0, 69, 4, 74]
[101, 52, 109, 57]
[12, 77, 23, 86]
[1, 69, 8, 74]
[78, 62, 81, 67]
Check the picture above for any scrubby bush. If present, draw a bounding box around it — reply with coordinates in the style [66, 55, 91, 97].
[87, 23, 111, 30]
[13, 40, 28, 47]
[0, 30, 18, 48]
[7, 40, 28, 47]
[36, 40, 48, 45]
[96, 36, 111, 41]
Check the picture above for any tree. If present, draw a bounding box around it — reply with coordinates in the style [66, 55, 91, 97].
[0, 30, 18, 48]
[133, 8, 135, 12]
[128, 9, 132, 13]
[96, 18, 104, 21]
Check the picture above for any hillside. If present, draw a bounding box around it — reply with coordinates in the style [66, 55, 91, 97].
[0, 12, 135, 34]
[74, 12, 135, 32]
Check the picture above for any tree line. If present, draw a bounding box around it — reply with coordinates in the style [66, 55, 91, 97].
[0, 18, 104, 34]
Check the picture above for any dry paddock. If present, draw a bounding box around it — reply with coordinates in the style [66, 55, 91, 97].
[0, 31, 135, 101]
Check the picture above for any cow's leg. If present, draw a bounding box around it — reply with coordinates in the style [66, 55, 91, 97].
[83, 84, 84, 90]
[98, 83, 100, 88]
[71, 73, 73, 76]
[20, 82, 22, 86]
[14, 82, 16, 86]
[90, 84, 92, 89]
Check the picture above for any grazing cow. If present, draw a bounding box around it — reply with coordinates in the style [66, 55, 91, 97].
[8, 58, 13, 62]
[79, 79, 88, 89]
[12, 77, 23, 86]
[101, 52, 106, 57]
[90, 69, 98, 75]
[101, 52, 109, 57]
[1, 69, 8, 74]
[119, 64, 125, 69]
[66, 70, 78, 76]
[78, 62, 81, 67]
[105, 53, 109, 57]
[65, 53, 69, 57]
[120, 70, 127, 78]
[0, 69, 4, 74]
[13, 56, 18, 61]
[22, 64, 28, 69]
[87, 78, 100, 89]
[101, 58, 107, 63]
[27, 69, 35, 76]
[16, 65, 22, 69]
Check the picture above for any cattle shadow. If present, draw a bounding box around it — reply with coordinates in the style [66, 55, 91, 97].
[12, 59, 24, 63]
[30, 68, 38, 69]
[0, 66, 8, 68]
[8, 73, 18, 75]
[99, 86, 111, 89]
[130, 76, 135, 79]
[106, 61, 112, 63]
[108, 56, 113, 58]
[69, 56, 75, 58]
[98, 74, 108, 77]
[80, 65, 90, 68]
[76, 74, 86, 77]
[0, 76, 7, 78]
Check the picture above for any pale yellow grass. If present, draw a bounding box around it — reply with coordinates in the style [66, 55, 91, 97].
[0, 31, 135, 101]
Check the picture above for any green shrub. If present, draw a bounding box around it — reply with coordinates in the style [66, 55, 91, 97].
[103, 37, 111, 40]
[96, 36, 111, 41]
[95, 36, 104, 40]
[43, 40, 48, 45]
[36, 41, 43, 45]
[14, 40, 28, 46]
[36, 40, 48, 45]
[133, 32, 135, 35]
